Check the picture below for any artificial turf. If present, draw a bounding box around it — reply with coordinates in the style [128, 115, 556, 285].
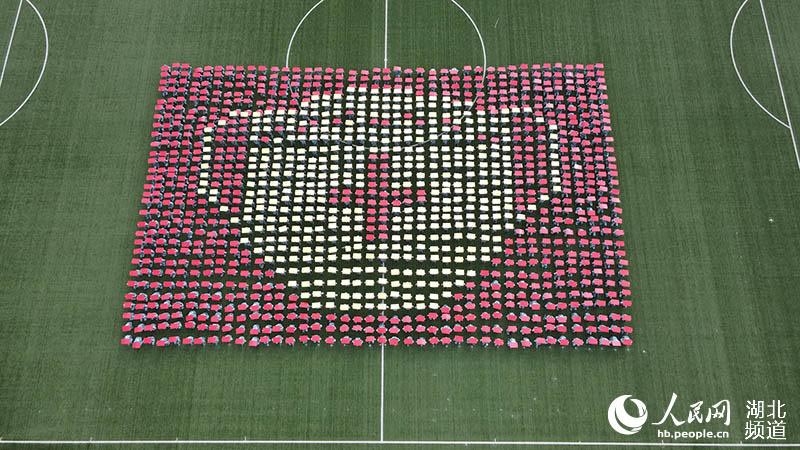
[0, 1, 798, 448]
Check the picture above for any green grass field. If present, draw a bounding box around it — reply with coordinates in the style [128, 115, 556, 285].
[0, 0, 798, 449]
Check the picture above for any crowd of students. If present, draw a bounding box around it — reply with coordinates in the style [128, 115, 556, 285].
[121, 62, 633, 349]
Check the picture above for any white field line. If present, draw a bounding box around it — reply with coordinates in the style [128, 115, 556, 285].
[0, 0, 23, 91]
[0, 0, 49, 128]
[408, 0, 487, 150]
[380, 344, 385, 441]
[0, 2, 792, 448]
[758, 0, 800, 170]
[383, 0, 388, 68]
[729, 0, 789, 129]
[450, 0, 486, 73]
[0, 440, 798, 447]
[285, 0, 325, 68]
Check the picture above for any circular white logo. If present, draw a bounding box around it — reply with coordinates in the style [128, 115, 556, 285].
[608, 395, 648, 435]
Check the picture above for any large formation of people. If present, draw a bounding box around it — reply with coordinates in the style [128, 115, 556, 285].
[121, 62, 633, 349]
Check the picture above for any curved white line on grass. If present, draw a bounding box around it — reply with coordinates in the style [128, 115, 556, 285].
[285, 0, 325, 68]
[758, 0, 800, 170]
[408, 0, 488, 149]
[450, 0, 486, 77]
[0, 0, 24, 91]
[285, 0, 487, 77]
[729, 0, 789, 129]
[0, 0, 49, 128]
[282, 0, 489, 148]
